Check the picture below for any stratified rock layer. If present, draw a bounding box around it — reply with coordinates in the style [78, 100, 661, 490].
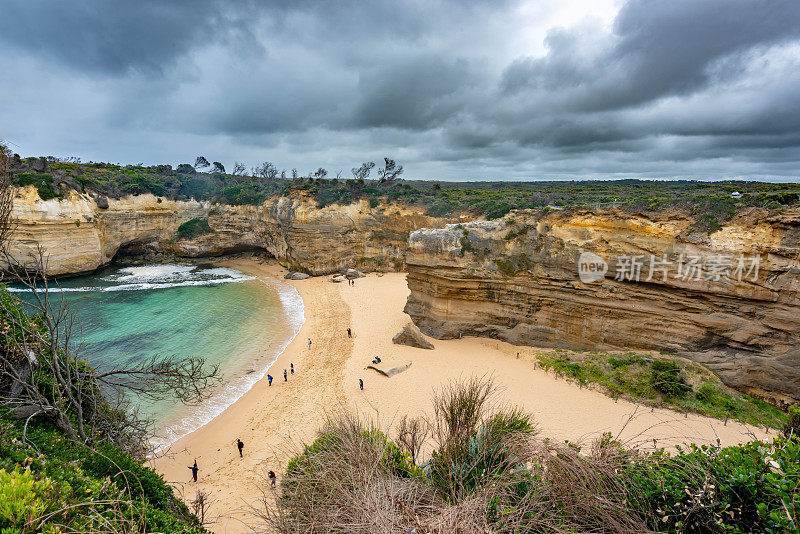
[404, 209, 800, 402]
[7, 187, 448, 276]
[392, 322, 435, 350]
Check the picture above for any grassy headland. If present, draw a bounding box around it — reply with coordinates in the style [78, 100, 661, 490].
[9, 155, 800, 233]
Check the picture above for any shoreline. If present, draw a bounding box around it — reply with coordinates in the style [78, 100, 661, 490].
[152, 274, 305, 449]
[153, 258, 774, 534]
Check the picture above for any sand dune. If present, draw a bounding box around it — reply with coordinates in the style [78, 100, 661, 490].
[153, 258, 771, 534]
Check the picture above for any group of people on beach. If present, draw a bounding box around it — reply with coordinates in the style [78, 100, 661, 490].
[266, 362, 294, 386]
[189, 440, 277, 489]
[187, 325, 371, 487]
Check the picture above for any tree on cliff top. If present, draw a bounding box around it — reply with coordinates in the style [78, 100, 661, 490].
[377, 157, 403, 184]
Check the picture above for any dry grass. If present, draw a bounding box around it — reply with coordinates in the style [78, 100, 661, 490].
[255, 378, 654, 533]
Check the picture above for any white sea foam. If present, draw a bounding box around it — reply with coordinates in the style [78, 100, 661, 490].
[152, 275, 306, 449]
[7, 264, 256, 293]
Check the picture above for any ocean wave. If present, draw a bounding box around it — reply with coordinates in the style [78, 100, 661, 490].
[153, 275, 306, 448]
[8, 264, 256, 293]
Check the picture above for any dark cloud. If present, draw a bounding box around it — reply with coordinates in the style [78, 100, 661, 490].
[1, 0, 799, 179]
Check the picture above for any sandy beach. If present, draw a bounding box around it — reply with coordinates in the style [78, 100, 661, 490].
[153, 258, 772, 533]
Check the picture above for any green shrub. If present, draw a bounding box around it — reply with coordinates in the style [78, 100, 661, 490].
[176, 218, 212, 239]
[650, 360, 691, 398]
[16, 172, 58, 200]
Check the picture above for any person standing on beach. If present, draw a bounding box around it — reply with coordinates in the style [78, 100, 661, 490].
[284, 369, 288, 381]
[268, 470, 277, 489]
[347, 328, 352, 338]
[188, 460, 198, 482]
[308, 338, 312, 350]
[290, 363, 294, 374]
[237, 439, 244, 457]
[267, 374, 273, 386]
[359, 378, 364, 391]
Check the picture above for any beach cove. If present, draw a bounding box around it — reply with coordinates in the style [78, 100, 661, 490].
[152, 257, 773, 534]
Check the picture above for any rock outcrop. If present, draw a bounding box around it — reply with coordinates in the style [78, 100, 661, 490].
[7, 186, 450, 277]
[392, 322, 435, 350]
[404, 209, 800, 402]
[7, 187, 208, 275]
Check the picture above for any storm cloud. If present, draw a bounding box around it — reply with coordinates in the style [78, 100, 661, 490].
[1, 0, 799, 180]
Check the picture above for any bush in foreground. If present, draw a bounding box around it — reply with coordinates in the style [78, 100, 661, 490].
[261, 379, 798, 534]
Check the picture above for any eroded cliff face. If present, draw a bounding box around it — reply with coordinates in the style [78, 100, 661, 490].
[405, 208, 800, 402]
[7, 187, 449, 276]
[7, 187, 209, 275]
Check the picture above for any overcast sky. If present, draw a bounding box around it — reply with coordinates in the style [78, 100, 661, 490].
[1, 0, 799, 181]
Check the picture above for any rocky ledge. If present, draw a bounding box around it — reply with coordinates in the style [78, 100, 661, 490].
[404, 208, 800, 403]
[6, 186, 450, 276]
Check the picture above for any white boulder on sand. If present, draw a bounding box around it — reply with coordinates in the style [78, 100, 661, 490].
[368, 361, 412, 377]
[285, 272, 310, 280]
[331, 274, 346, 283]
[392, 322, 434, 349]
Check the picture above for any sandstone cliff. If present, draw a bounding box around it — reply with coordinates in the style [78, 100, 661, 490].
[7, 186, 448, 276]
[404, 208, 800, 402]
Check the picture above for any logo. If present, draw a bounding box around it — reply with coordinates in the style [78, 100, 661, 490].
[578, 252, 607, 283]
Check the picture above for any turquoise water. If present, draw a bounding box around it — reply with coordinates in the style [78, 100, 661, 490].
[11, 264, 304, 445]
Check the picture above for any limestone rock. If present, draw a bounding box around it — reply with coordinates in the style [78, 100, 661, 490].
[331, 274, 346, 283]
[404, 210, 800, 403]
[7, 188, 451, 277]
[284, 272, 310, 280]
[368, 361, 412, 377]
[344, 268, 365, 279]
[392, 322, 434, 350]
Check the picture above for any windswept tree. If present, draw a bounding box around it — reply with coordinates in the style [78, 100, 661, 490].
[212, 161, 225, 174]
[194, 156, 210, 170]
[313, 168, 328, 180]
[378, 157, 403, 183]
[352, 161, 375, 181]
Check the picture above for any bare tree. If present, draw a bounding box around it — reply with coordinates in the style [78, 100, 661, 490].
[313, 168, 328, 180]
[377, 157, 403, 184]
[253, 162, 278, 181]
[351, 161, 375, 181]
[280, 169, 287, 180]
[231, 162, 247, 176]
[0, 249, 222, 453]
[291, 168, 298, 180]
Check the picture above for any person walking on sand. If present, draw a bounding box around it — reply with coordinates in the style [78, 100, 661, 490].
[237, 438, 244, 457]
[267, 374, 273, 386]
[308, 338, 312, 350]
[290, 363, 294, 374]
[347, 328, 352, 338]
[284, 369, 288, 381]
[269, 470, 277, 489]
[359, 378, 364, 391]
[188, 460, 198, 482]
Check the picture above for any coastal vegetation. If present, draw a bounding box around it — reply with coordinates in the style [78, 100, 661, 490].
[9, 155, 800, 232]
[264, 378, 800, 533]
[535, 351, 787, 429]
